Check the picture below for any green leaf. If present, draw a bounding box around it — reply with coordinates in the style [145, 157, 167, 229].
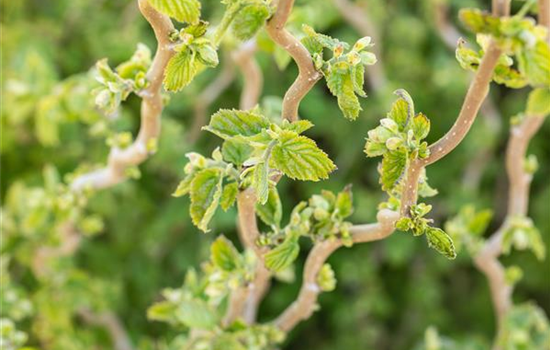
[256, 187, 282, 228]
[271, 130, 336, 181]
[147, 301, 177, 323]
[317, 263, 336, 292]
[327, 65, 362, 120]
[222, 139, 254, 166]
[190, 168, 224, 232]
[176, 299, 219, 329]
[517, 41, 550, 87]
[526, 88, 550, 117]
[426, 227, 457, 259]
[252, 161, 269, 205]
[411, 113, 430, 140]
[195, 42, 219, 67]
[173, 175, 193, 197]
[232, 3, 270, 41]
[264, 236, 300, 272]
[387, 98, 409, 130]
[459, 8, 500, 35]
[211, 235, 240, 271]
[282, 120, 314, 134]
[163, 50, 198, 92]
[220, 182, 239, 211]
[149, 0, 201, 24]
[204, 109, 270, 139]
[380, 148, 407, 191]
[352, 64, 366, 97]
[335, 186, 353, 218]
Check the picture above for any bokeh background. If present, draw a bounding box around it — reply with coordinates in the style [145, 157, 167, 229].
[1, 0, 549, 349]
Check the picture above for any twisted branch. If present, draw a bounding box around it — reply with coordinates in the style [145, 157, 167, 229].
[273, 209, 399, 332]
[266, 0, 322, 121]
[71, 0, 175, 191]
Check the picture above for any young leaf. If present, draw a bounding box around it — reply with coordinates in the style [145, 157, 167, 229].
[411, 113, 430, 140]
[149, 0, 201, 24]
[176, 299, 219, 329]
[190, 168, 224, 232]
[232, 3, 270, 41]
[220, 182, 239, 211]
[459, 8, 500, 35]
[164, 50, 198, 92]
[211, 235, 240, 271]
[256, 187, 282, 228]
[222, 139, 254, 166]
[426, 227, 457, 259]
[526, 88, 550, 117]
[173, 175, 193, 197]
[335, 186, 353, 218]
[252, 161, 269, 205]
[387, 98, 409, 130]
[380, 148, 407, 191]
[282, 120, 314, 134]
[204, 109, 270, 139]
[517, 41, 550, 87]
[271, 130, 336, 181]
[264, 236, 300, 272]
[327, 65, 361, 120]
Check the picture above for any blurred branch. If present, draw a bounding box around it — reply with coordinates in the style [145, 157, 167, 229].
[332, 0, 387, 90]
[540, 0, 550, 36]
[266, 0, 322, 121]
[474, 115, 544, 350]
[432, 0, 503, 191]
[71, 0, 175, 191]
[78, 308, 134, 350]
[233, 39, 263, 110]
[189, 53, 236, 144]
[273, 210, 399, 332]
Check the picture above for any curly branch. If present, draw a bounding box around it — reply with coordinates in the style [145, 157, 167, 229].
[400, 39, 503, 216]
[273, 210, 399, 332]
[332, 0, 387, 90]
[266, 0, 322, 121]
[71, 0, 175, 191]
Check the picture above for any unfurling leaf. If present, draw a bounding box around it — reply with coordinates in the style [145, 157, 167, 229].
[425, 227, 457, 259]
[173, 175, 193, 197]
[164, 50, 198, 91]
[204, 109, 270, 139]
[459, 9, 500, 35]
[264, 236, 300, 272]
[271, 130, 336, 181]
[327, 64, 361, 120]
[211, 235, 240, 271]
[256, 187, 283, 228]
[411, 113, 430, 140]
[149, 0, 201, 24]
[380, 148, 407, 191]
[190, 168, 224, 232]
[220, 182, 239, 211]
[335, 186, 353, 218]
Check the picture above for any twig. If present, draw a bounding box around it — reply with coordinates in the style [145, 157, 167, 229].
[78, 309, 135, 350]
[71, 0, 175, 191]
[332, 0, 387, 90]
[273, 209, 399, 332]
[540, 0, 550, 38]
[400, 40, 503, 216]
[432, 0, 503, 192]
[266, 0, 322, 121]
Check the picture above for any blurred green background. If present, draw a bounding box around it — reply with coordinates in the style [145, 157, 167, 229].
[1, 0, 549, 349]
